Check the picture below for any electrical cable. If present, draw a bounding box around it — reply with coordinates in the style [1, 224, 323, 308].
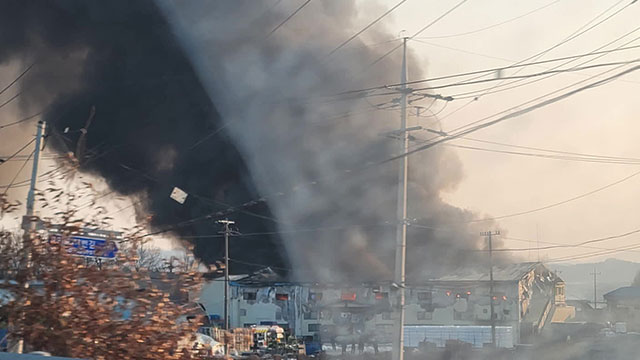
[411, 59, 640, 93]
[445, 143, 640, 165]
[381, 63, 640, 164]
[0, 63, 34, 98]
[266, 0, 312, 38]
[368, 0, 469, 67]
[0, 91, 22, 111]
[1, 149, 34, 196]
[328, 0, 409, 56]
[547, 242, 640, 263]
[461, 136, 640, 162]
[415, 0, 562, 40]
[0, 110, 44, 130]
[0, 138, 36, 166]
[135, 65, 640, 240]
[433, 0, 634, 120]
[485, 227, 640, 253]
[503, 235, 640, 254]
[450, 30, 640, 100]
[331, 43, 640, 98]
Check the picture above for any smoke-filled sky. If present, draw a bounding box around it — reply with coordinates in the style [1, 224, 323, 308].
[1, 0, 640, 275]
[376, 0, 640, 264]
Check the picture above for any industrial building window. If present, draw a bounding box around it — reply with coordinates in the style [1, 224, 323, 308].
[382, 312, 392, 320]
[341, 291, 357, 301]
[243, 292, 257, 301]
[416, 311, 432, 320]
[304, 311, 318, 320]
[417, 291, 432, 301]
[239, 309, 247, 316]
[308, 324, 321, 332]
[375, 292, 389, 300]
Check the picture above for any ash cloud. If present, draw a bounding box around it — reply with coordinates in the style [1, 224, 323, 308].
[0, 0, 286, 271]
[1, 0, 504, 280]
[159, 0, 501, 281]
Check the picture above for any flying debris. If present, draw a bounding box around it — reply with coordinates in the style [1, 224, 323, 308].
[170, 186, 188, 204]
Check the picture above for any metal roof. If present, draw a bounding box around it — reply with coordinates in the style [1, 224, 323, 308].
[604, 286, 640, 301]
[422, 262, 543, 283]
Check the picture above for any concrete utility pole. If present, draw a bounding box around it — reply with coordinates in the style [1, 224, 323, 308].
[481, 230, 500, 347]
[218, 219, 235, 331]
[25, 120, 45, 219]
[392, 36, 409, 360]
[13, 120, 45, 354]
[591, 268, 601, 309]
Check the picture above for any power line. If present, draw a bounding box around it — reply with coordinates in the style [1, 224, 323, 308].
[177, 222, 392, 239]
[445, 142, 640, 165]
[186, 122, 230, 151]
[382, 63, 640, 163]
[0, 110, 44, 131]
[503, 235, 640, 254]
[487, 227, 640, 253]
[461, 136, 640, 163]
[228, 257, 292, 272]
[135, 66, 640, 239]
[0, 91, 22, 111]
[369, 0, 469, 67]
[328, 0, 409, 56]
[415, 0, 562, 40]
[332, 43, 640, 98]
[450, 29, 640, 100]
[266, 0, 312, 38]
[465, 163, 640, 223]
[410, 59, 640, 93]
[0, 138, 36, 166]
[1, 149, 34, 196]
[547, 242, 640, 263]
[433, 0, 634, 120]
[0, 63, 34, 98]
[509, 0, 631, 66]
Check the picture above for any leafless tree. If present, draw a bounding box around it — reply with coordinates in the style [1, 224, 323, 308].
[0, 231, 23, 279]
[179, 252, 199, 273]
[134, 242, 165, 272]
[0, 183, 208, 359]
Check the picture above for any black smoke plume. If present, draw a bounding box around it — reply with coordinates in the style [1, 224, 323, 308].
[0, 0, 287, 272]
[2, 0, 504, 281]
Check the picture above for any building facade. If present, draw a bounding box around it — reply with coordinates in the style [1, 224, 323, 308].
[195, 263, 570, 349]
[604, 286, 640, 331]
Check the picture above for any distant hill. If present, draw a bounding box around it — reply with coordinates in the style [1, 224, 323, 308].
[549, 258, 640, 304]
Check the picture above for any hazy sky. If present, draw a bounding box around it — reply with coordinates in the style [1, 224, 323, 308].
[367, 0, 640, 263]
[2, 0, 640, 263]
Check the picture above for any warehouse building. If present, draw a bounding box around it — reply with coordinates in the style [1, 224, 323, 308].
[195, 262, 572, 349]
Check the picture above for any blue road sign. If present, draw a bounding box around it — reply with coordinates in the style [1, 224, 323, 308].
[49, 234, 118, 259]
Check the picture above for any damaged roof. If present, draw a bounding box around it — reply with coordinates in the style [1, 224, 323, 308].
[421, 262, 546, 283]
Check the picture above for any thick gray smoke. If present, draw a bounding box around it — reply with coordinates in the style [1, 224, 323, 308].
[1, 0, 502, 281]
[159, 0, 497, 281]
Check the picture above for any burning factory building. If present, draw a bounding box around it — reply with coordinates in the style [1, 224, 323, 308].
[195, 262, 575, 351]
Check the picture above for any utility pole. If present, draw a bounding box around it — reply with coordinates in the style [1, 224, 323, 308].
[13, 120, 45, 354]
[24, 120, 45, 221]
[218, 219, 235, 331]
[591, 268, 601, 309]
[392, 36, 409, 360]
[481, 230, 500, 347]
